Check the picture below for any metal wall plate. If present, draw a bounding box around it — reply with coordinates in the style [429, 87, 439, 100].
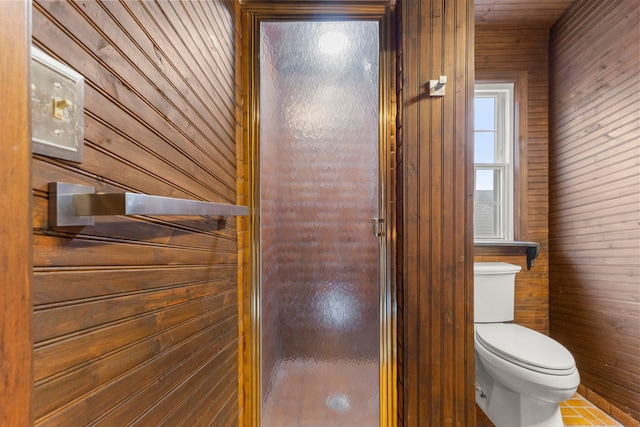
[31, 47, 85, 162]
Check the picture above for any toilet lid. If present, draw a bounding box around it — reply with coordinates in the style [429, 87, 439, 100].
[475, 323, 576, 375]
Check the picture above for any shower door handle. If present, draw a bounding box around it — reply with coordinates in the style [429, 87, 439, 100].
[372, 218, 385, 236]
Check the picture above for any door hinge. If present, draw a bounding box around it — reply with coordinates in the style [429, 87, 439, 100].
[372, 218, 386, 236]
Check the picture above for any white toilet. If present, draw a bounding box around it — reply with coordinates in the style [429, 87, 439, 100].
[474, 262, 580, 427]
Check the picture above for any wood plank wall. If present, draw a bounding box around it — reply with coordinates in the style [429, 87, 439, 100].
[31, 1, 242, 424]
[395, 2, 404, 424]
[399, 0, 475, 425]
[475, 26, 551, 334]
[0, 1, 32, 425]
[549, 0, 640, 423]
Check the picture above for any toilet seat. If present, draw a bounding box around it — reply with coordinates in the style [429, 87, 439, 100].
[475, 323, 576, 376]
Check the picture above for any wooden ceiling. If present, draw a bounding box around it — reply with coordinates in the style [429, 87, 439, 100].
[240, 0, 576, 29]
[475, 0, 576, 28]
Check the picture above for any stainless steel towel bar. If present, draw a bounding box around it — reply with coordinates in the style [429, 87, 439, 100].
[49, 182, 248, 227]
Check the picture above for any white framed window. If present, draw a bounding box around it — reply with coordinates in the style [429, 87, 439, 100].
[474, 83, 514, 241]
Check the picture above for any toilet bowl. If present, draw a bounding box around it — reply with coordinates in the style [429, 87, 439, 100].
[474, 262, 580, 427]
[475, 323, 580, 427]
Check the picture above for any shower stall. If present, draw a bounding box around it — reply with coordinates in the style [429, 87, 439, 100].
[256, 20, 389, 426]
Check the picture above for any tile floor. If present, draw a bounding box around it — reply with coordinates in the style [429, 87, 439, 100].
[476, 393, 623, 427]
[263, 362, 624, 427]
[560, 393, 622, 426]
[262, 360, 378, 427]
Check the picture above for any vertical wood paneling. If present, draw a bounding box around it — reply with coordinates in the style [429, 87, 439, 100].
[234, 1, 247, 425]
[400, 0, 475, 425]
[475, 27, 551, 334]
[395, 3, 405, 425]
[0, 1, 32, 425]
[549, 0, 640, 423]
[31, 0, 241, 424]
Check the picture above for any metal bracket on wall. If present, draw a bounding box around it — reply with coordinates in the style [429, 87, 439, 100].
[48, 182, 249, 227]
[525, 244, 540, 270]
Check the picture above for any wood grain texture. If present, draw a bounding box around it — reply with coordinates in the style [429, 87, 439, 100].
[233, 1, 246, 425]
[395, 3, 405, 426]
[239, 7, 255, 427]
[399, 0, 475, 425]
[0, 1, 32, 425]
[475, 0, 575, 28]
[31, 0, 241, 425]
[549, 0, 640, 422]
[475, 27, 551, 334]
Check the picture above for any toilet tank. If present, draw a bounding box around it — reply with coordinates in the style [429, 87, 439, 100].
[474, 262, 522, 323]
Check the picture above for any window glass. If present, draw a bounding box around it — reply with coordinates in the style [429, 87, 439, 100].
[474, 97, 495, 130]
[474, 131, 495, 163]
[475, 168, 503, 238]
[474, 83, 514, 241]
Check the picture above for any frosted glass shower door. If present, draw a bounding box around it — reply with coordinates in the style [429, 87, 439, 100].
[259, 21, 381, 426]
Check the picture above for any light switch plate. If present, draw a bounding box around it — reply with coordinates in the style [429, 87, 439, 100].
[31, 47, 85, 162]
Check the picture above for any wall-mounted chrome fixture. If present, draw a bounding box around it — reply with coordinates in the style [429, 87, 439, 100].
[429, 76, 447, 97]
[49, 182, 249, 227]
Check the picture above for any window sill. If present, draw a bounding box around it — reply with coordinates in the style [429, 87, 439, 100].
[474, 240, 540, 270]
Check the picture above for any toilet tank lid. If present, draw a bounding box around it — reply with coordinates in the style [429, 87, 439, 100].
[474, 262, 522, 274]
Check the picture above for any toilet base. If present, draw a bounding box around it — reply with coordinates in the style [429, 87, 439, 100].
[478, 381, 564, 427]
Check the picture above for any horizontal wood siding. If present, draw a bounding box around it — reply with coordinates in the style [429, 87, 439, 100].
[32, 0, 241, 424]
[475, 27, 551, 334]
[549, 0, 640, 422]
[401, 0, 475, 425]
